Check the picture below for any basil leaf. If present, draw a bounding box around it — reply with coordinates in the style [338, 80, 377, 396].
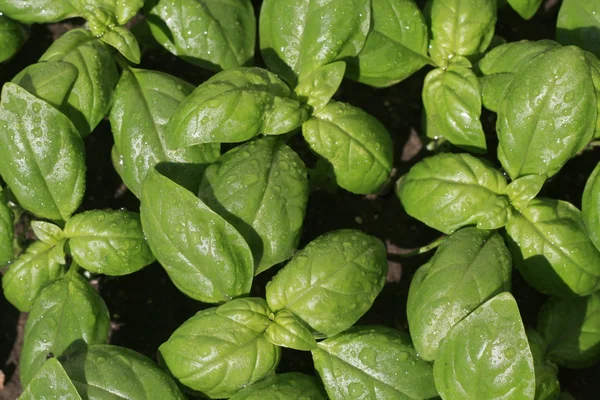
[20, 358, 82, 400]
[407, 228, 512, 361]
[396, 153, 510, 234]
[585, 52, 600, 137]
[215, 297, 272, 332]
[2, 242, 66, 312]
[527, 329, 561, 400]
[64, 209, 155, 276]
[506, 174, 546, 212]
[87, 0, 144, 25]
[31, 221, 65, 246]
[61, 344, 186, 399]
[557, 0, 600, 58]
[199, 137, 308, 274]
[538, 293, 600, 369]
[40, 29, 119, 137]
[346, 0, 430, 87]
[312, 326, 437, 400]
[259, 0, 371, 86]
[478, 40, 559, 75]
[266, 229, 387, 336]
[0, 187, 14, 265]
[159, 306, 280, 398]
[0, 0, 76, 23]
[20, 273, 110, 386]
[230, 373, 326, 400]
[0, 15, 27, 62]
[583, 161, 600, 251]
[294, 61, 345, 113]
[302, 101, 393, 194]
[100, 26, 141, 64]
[507, 0, 543, 20]
[167, 68, 307, 147]
[423, 66, 486, 153]
[145, 0, 255, 71]
[480, 74, 513, 113]
[110, 68, 219, 197]
[505, 198, 600, 297]
[140, 168, 254, 303]
[0, 83, 86, 221]
[429, 0, 497, 67]
[497, 46, 597, 179]
[433, 292, 535, 400]
[11, 61, 78, 110]
[265, 309, 317, 351]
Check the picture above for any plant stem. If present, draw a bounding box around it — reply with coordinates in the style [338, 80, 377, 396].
[396, 235, 447, 258]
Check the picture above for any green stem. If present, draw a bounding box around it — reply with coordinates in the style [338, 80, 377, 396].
[67, 260, 80, 279]
[396, 235, 447, 258]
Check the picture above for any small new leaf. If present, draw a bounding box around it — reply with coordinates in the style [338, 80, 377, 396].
[265, 309, 317, 351]
[31, 221, 65, 245]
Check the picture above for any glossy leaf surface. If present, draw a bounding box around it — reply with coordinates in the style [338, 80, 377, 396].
[302, 101, 393, 194]
[506, 198, 600, 297]
[100, 26, 141, 64]
[423, 66, 486, 152]
[478, 40, 559, 75]
[199, 137, 308, 274]
[0, 187, 13, 265]
[583, 161, 600, 251]
[259, 0, 370, 85]
[11, 61, 78, 110]
[557, 0, 600, 58]
[140, 168, 254, 303]
[167, 68, 307, 147]
[407, 228, 512, 361]
[346, 0, 429, 87]
[65, 209, 155, 276]
[230, 373, 326, 400]
[0, 15, 27, 62]
[265, 309, 317, 351]
[313, 326, 437, 400]
[20, 358, 82, 400]
[0, 0, 76, 23]
[506, 174, 546, 212]
[61, 344, 186, 399]
[294, 61, 345, 113]
[433, 292, 535, 400]
[146, 0, 255, 71]
[538, 293, 600, 368]
[396, 153, 510, 234]
[20, 273, 110, 386]
[159, 306, 280, 398]
[0, 83, 85, 221]
[31, 221, 64, 246]
[507, 0, 543, 20]
[266, 229, 387, 336]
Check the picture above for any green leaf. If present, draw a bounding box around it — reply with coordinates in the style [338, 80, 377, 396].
[583, 161, 600, 251]
[312, 326, 438, 400]
[346, 0, 430, 87]
[505, 198, 600, 297]
[0, 0, 77, 23]
[478, 40, 560, 76]
[0, 187, 14, 265]
[215, 297, 272, 332]
[87, 0, 144, 25]
[199, 137, 308, 274]
[100, 26, 141, 64]
[61, 344, 186, 399]
[557, 0, 600, 58]
[2, 242, 66, 312]
[110, 67, 219, 198]
[538, 293, 600, 369]
[265, 309, 317, 351]
[145, 0, 255, 71]
[407, 228, 512, 361]
[167, 68, 308, 147]
[31, 221, 65, 245]
[423, 66, 486, 152]
[159, 306, 280, 398]
[302, 101, 393, 194]
[140, 168, 254, 303]
[266, 229, 387, 336]
[294, 61, 345, 113]
[64, 209, 155, 276]
[527, 329, 561, 400]
[396, 153, 511, 234]
[507, 0, 543, 20]
[497, 46, 597, 179]
[0, 83, 86, 221]
[506, 174, 547, 212]
[429, 0, 497, 67]
[259, 0, 371, 86]
[20, 273, 110, 387]
[479, 73, 513, 112]
[230, 373, 326, 400]
[20, 358, 82, 400]
[433, 292, 535, 400]
[11, 61, 78, 110]
[585, 52, 600, 137]
[0, 15, 27, 63]
[40, 29, 119, 137]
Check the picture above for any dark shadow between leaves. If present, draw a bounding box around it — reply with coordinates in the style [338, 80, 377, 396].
[155, 161, 213, 196]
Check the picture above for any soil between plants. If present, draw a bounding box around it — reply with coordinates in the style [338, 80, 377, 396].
[1, 1, 599, 398]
